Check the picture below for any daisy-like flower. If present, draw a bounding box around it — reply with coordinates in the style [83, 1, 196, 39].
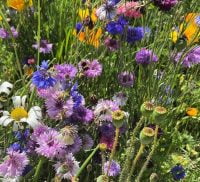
[103, 160, 121, 176]
[0, 95, 42, 130]
[117, 1, 142, 18]
[54, 153, 79, 180]
[35, 129, 66, 158]
[94, 99, 119, 122]
[32, 40, 53, 54]
[84, 59, 103, 78]
[45, 92, 74, 120]
[0, 149, 29, 178]
[7, 0, 33, 11]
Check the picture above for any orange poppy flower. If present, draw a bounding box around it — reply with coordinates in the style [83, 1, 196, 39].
[186, 107, 199, 117]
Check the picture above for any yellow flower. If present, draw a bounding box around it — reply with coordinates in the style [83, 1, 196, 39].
[0, 16, 2, 21]
[7, 0, 33, 11]
[186, 107, 199, 116]
[112, 110, 125, 121]
[171, 154, 189, 166]
[170, 13, 200, 45]
[73, 8, 102, 48]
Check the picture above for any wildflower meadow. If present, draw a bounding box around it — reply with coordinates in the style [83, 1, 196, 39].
[0, 0, 200, 181]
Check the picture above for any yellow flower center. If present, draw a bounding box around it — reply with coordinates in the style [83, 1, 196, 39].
[112, 110, 125, 120]
[10, 107, 28, 121]
[143, 127, 155, 137]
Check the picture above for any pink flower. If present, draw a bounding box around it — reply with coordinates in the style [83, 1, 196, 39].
[0, 149, 29, 178]
[117, 2, 142, 18]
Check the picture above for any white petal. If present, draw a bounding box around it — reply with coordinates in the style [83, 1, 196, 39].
[2, 111, 10, 116]
[26, 118, 40, 128]
[0, 116, 10, 125]
[21, 95, 27, 107]
[12, 96, 22, 108]
[28, 106, 42, 120]
[13, 122, 19, 131]
[3, 118, 13, 126]
[0, 81, 13, 95]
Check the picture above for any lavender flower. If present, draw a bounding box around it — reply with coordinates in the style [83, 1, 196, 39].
[81, 134, 94, 150]
[94, 99, 119, 121]
[118, 71, 135, 87]
[72, 106, 94, 124]
[35, 129, 66, 158]
[54, 64, 77, 80]
[45, 93, 74, 119]
[100, 122, 115, 138]
[0, 149, 29, 178]
[175, 46, 200, 67]
[65, 136, 82, 154]
[96, 2, 116, 20]
[84, 60, 103, 78]
[103, 160, 121, 176]
[135, 48, 158, 65]
[32, 40, 53, 54]
[0, 28, 8, 39]
[112, 92, 128, 106]
[10, 27, 18, 38]
[54, 153, 79, 180]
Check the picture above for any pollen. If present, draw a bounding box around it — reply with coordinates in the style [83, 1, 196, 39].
[11, 107, 28, 121]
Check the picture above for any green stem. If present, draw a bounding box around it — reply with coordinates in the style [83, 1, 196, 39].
[136, 125, 159, 182]
[126, 144, 145, 182]
[119, 117, 144, 182]
[37, 0, 41, 65]
[75, 145, 99, 179]
[33, 157, 46, 182]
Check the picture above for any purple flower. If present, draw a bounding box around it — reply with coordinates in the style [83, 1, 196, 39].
[45, 93, 74, 119]
[118, 71, 135, 87]
[0, 28, 8, 39]
[84, 60, 102, 78]
[135, 48, 158, 65]
[31, 124, 49, 141]
[171, 165, 186, 181]
[125, 26, 145, 43]
[103, 160, 121, 176]
[175, 46, 200, 67]
[100, 122, 115, 138]
[0, 149, 29, 178]
[112, 92, 128, 106]
[35, 129, 66, 158]
[10, 27, 18, 38]
[65, 136, 82, 154]
[153, 0, 178, 11]
[94, 99, 119, 121]
[75, 22, 84, 33]
[96, 2, 116, 20]
[104, 37, 119, 51]
[32, 40, 53, 54]
[81, 134, 94, 150]
[54, 153, 79, 180]
[54, 64, 77, 80]
[72, 106, 94, 124]
[100, 136, 114, 150]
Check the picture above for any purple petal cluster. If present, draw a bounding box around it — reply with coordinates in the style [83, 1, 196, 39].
[103, 160, 121, 176]
[54, 64, 77, 80]
[153, 0, 178, 11]
[118, 71, 135, 87]
[0, 27, 18, 39]
[32, 40, 53, 54]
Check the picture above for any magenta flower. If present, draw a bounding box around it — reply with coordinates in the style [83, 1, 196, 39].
[84, 60, 103, 78]
[0, 149, 29, 178]
[54, 64, 77, 80]
[32, 40, 53, 54]
[35, 129, 66, 158]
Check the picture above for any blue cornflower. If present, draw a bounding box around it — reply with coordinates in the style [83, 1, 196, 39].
[108, 0, 121, 5]
[106, 17, 128, 35]
[125, 26, 144, 43]
[9, 142, 24, 152]
[75, 22, 84, 33]
[171, 165, 186, 181]
[32, 61, 56, 89]
[70, 83, 84, 109]
[14, 129, 30, 141]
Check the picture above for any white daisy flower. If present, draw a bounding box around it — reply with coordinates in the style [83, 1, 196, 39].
[0, 95, 42, 130]
[0, 81, 13, 108]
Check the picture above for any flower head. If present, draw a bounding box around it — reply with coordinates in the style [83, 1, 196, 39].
[104, 37, 119, 51]
[0, 149, 29, 178]
[112, 92, 128, 106]
[32, 40, 53, 54]
[125, 26, 146, 43]
[0, 28, 8, 39]
[171, 165, 186, 181]
[186, 107, 198, 116]
[84, 59, 103, 78]
[96, 2, 116, 20]
[54, 153, 79, 180]
[35, 129, 66, 158]
[153, 0, 178, 11]
[135, 48, 158, 65]
[117, 1, 142, 18]
[81, 134, 94, 150]
[65, 136, 82, 154]
[103, 160, 121, 176]
[118, 71, 135, 87]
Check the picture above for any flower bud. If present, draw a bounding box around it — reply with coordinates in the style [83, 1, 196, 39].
[140, 101, 155, 117]
[96, 175, 109, 182]
[99, 143, 107, 151]
[150, 173, 159, 182]
[112, 110, 125, 128]
[140, 127, 155, 145]
[152, 106, 167, 123]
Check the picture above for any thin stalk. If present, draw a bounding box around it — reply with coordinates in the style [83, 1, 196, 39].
[136, 125, 159, 182]
[126, 144, 145, 182]
[36, 0, 41, 65]
[74, 145, 99, 179]
[33, 157, 46, 182]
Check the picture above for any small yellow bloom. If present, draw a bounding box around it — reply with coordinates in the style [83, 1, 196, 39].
[78, 8, 97, 23]
[186, 107, 198, 116]
[0, 16, 2, 21]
